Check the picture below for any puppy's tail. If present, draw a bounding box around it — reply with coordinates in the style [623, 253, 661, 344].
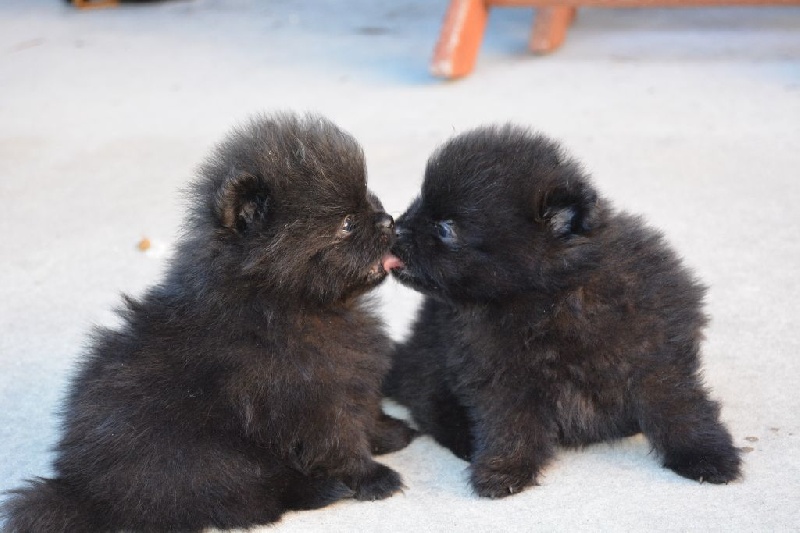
[2, 477, 99, 533]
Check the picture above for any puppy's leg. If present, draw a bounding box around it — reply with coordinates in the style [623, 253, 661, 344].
[636, 367, 741, 484]
[467, 390, 558, 498]
[96, 447, 288, 530]
[370, 412, 418, 455]
[426, 384, 473, 461]
[301, 415, 404, 501]
[334, 422, 404, 500]
[384, 304, 472, 460]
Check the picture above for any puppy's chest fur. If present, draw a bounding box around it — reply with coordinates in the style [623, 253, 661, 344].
[296, 305, 393, 378]
[228, 303, 391, 433]
[446, 293, 646, 443]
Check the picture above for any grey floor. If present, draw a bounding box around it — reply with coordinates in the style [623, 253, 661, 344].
[1, 0, 799, 531]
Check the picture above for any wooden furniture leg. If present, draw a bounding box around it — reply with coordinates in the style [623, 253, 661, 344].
[430, 0, 490, 79]
[72, 0, 120, 9]
[432, 0, 800, 79]
[529, 7, 576, 54]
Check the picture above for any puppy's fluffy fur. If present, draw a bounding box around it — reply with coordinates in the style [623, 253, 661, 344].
[385, 125, 741, 498]
[2, 113, 415, 532]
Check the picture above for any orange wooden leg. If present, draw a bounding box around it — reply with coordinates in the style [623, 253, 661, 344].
[430, 0, 490, 79]
[72, 0, 119, 9]
[529, 7, 576, 54]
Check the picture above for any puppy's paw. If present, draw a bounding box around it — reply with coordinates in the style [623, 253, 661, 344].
[353, 463, 404, 501]
[470, 460, 536, 499]
[285, 477, 355, 510]
[371, 416, 418, 455]
[664, 447, 742, 484]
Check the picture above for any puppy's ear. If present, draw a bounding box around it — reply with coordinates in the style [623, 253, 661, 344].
[216, 171, 269, 234]
[535, 179, 599, 238]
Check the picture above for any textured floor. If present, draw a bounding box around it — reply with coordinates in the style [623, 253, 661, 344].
[1, 1, 799, 531]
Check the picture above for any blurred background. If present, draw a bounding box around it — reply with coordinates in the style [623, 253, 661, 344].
[1, 1, 799, 531]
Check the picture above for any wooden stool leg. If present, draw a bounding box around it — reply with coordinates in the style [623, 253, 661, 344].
[430, 0, 490, 79]
[529, 7, 576, 54]
[72, 0, 120, 9]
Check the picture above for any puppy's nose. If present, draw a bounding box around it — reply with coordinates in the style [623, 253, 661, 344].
[375, 213, 394, 235]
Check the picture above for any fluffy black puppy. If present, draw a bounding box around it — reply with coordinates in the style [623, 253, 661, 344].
[2, 113, 415, 532]
[384, 125, 741, 498]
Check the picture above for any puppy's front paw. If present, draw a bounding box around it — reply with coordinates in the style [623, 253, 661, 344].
[353, 462, 404, 501]
[470, 460, 536, 499]
[371, 415, 418, 455]
[664, 447, 742, 484]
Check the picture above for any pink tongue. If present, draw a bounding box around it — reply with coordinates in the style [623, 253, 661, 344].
[381, 253, 405, 271]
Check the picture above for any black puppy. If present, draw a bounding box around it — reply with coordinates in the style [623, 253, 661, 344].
[385, 125, 741, 498]
[2, 113, 415, 532]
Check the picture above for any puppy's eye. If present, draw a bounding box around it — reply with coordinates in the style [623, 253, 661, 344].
[340, 215, 355, 235]
[435, 220, 457, 244]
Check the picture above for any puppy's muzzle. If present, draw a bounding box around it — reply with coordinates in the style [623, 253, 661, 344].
[375, 213, 395, 237]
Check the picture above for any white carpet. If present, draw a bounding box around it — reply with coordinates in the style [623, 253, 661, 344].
[1, 1, 799, 530]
